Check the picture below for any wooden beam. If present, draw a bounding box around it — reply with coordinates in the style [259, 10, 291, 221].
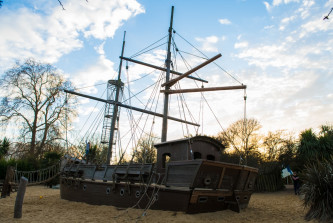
[160, 85, 246, 94]
[120, 56, 208, 83]
[161, 53, 221, 87]
[218, 167, 226, 189]
[64, 89, 200, 127]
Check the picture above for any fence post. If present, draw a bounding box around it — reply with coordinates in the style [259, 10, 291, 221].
[14, 176, 28, 219]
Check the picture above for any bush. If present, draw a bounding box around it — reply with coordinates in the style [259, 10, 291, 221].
[301, 157, 333, 222]
[0, 158, 16, 179]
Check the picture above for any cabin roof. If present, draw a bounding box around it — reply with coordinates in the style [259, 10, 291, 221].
[154, 135, 224, 151]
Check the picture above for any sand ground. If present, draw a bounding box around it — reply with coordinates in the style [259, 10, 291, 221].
[0, 185, 314, 223]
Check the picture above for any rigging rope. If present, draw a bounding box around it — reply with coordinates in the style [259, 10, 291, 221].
[74, 82, 106, 90]
[130, 35, 168, 59]
[174, 31, 243, 85]
[116, 66, 164, 164]
[130, 42, 168, 59]
[72, 88, 107, 143]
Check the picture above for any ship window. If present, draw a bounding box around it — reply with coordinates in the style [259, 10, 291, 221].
[193, 152, 202, 159]
[162, 153, 171, 168]
[207, 154, 215, 161]
[199, 197, 208, 203]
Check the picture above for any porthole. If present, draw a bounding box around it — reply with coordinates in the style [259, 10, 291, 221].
[106, 187, 111, 195]
[204, 177, 211, 186]
[83, 184, 87, 191]
[244, 196, 248, 200]
[135, 190, 140, 198]
[236, 196, 240, 201]
[120, 188, 125, 196]
[154, 193, 159, 201]
[217, 196, 225, 202]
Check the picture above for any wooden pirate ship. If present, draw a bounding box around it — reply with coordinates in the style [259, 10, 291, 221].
[60, 6, 258, 213]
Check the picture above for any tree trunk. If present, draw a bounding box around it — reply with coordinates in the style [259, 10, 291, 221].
[1, 166, 15, 198]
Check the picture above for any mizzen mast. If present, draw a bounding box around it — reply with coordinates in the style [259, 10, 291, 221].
[161, 6, 174, 142]
[106, 31, 126, 164]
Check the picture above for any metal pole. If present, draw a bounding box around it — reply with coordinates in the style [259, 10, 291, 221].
[106, 31, 126, 164]
[161, 6, 174, 142]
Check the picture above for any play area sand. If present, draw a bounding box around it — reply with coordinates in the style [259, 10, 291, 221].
[0, 185, 314, 223]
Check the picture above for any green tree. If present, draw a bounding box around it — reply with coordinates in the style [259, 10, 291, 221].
[0, 59, 77, 159]
[0, 137, 9, 159]
[297, 125, 333, 169]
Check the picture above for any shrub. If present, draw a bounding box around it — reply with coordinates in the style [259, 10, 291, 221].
[301, 157, 333, 222]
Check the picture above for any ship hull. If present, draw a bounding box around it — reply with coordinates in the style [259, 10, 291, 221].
[60, 159, 258, 213]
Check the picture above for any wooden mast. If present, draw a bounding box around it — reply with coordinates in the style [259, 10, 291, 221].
[64, 89, 199, 126]
[161, 53, 221, 87]
[106, 31, 126, 164]
[161, 6, 174, 142]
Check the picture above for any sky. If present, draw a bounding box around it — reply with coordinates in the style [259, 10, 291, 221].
[0, 0, 333, 147]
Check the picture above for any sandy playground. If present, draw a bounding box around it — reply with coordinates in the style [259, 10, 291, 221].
[0, 185, 314, 223]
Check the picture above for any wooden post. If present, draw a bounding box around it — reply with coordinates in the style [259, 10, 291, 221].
[1, 166, 15, 198]
[14, 176, 28, 219]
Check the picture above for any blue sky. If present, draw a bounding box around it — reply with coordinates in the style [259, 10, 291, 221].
[1, 0, 333, 145]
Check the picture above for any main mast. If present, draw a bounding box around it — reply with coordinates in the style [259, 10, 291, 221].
[106, 31, 126, 164]
[161, 6, 174, 142]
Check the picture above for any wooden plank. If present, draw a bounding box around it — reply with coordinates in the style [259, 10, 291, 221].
[243, 171, 252, 191]
[161, 54, 221, 87]
[217, 167, 226, 189]
[192, 189, 233, 197]
[161, 85, 247, 94]
[202, 160, 258, 172]
[190, 194, 198, 204]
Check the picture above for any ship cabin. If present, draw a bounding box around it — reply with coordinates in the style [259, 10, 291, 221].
[154, 136, 225, 174]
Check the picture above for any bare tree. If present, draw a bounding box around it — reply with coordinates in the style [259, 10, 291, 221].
[0, 59, 77, 158]
[262, 130, 291, 161]
[132, 135, 157, 164]
[218, 118, 261, 165]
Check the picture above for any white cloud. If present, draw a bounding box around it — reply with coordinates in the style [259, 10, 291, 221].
[299, 18, 333, 38]
[71, 43, 117, 94]
[264, 0, 299, 11]
[296, 0, 315, 19]
[240, 68, 333, 134]
[279, 15, 296, 30]
[195, 35, 219, 52]
[0, 0, 144, 72]
[218, 19, 231, 25]
[235, 41, 333, 70]
[272, 0, 299, 6]
[264, 25, 274, 29]
[263, 2, 271, 11]
[234, 41, 248, 49]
